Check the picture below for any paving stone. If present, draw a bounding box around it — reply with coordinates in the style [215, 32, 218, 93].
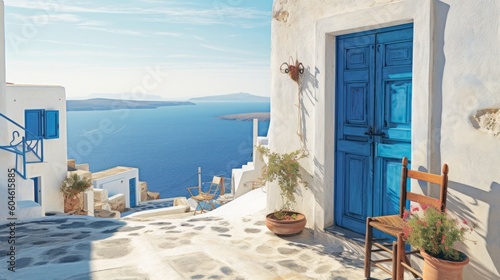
[299, 253, 313, 262]
[191, 275, 204, 279]
[73, 233, 91, 239]
[87, 221, 119, 229]
[45, 246, 70, 258]
[129, 233, 139, 236]
[244, 228, 261, 233]
[34, 218, 69, 224]
[92, 238, 132, 259]
[160, 226, 176, 230]
[32, 240, 48, 245]
[188, 217, 222, 222]
[278, 247, 300, 255]
[220, 266, 233, 275]
[180, 223, 194, 227]
[49, 232, 72, 237]
[16, 257, 32, 269]
[165, 230, 182, 234]
[211, 226, 229, 233]
[57, 221, 87, 229]
[256, 245, 273, 254]
[218, 234, 232, 237]
[315, 264, 332, 274]
[193, 226, 205, 231]
[149, 222, 172, 226]
[254, 221, 265, 226]
[101, 228, 119, 234]
[58, 255, 84, 263]
[277, 260, 308, 273]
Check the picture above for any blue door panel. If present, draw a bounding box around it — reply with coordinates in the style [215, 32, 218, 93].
[129, 178, 137, 207]
[335, 23, 413, 235]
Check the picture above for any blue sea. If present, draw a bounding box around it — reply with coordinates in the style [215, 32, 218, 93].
[66, 102, 270, 199]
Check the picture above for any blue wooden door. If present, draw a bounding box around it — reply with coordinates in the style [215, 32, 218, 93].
[129, 178, 137, 207]
[335, 24, 413, 234]
[32, 177, 40, 204]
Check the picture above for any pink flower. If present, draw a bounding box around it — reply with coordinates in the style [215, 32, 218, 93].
[463, 219, 468, 225]
[403, 212, 409, 219]
[422, 204, 428, 210]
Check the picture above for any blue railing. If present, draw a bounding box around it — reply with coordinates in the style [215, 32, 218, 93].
[0, 113, 44, 179]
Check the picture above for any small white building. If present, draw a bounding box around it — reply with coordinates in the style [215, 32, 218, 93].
[267, 0, 500, 278]
[91, 166, 140, 209]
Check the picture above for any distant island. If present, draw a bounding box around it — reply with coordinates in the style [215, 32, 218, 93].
[218, 112, 270, 121]
[190, 92, 269, 102]
[67, 98, 195, 111]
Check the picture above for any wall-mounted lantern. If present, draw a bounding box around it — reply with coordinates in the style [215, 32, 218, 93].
[280, 58, 304, 83]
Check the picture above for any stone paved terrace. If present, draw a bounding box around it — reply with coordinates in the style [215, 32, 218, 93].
[0, 190, 394, 280]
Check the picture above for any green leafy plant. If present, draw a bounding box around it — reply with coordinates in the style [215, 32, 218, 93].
[403, 205, 476, 261]
[60, 173, 92, 213]
[60, 173, 92, 197]
[257, 146, 307, 220]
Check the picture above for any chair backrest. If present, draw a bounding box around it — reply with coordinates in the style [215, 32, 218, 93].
[207, 176, 224, 196]
[399, 157, 449, 217]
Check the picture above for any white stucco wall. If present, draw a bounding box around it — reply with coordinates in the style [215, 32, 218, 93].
[269, 0, 500, 278]
[92, 168, 139, 208]
[0, 85, 67, 220]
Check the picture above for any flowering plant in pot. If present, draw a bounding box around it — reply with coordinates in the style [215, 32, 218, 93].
[402, 204, 476, 279]
[60, 173, 92, 214]
[257, 146, 308, 235]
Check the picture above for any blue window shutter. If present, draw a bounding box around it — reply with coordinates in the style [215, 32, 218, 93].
[44, 110, 59, 139]
[25, 110, 43, 140]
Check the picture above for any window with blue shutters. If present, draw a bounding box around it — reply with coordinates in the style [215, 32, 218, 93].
[25, 109, 60, 140]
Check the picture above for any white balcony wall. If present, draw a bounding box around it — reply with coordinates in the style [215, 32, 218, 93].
[0, 85, 67, 220]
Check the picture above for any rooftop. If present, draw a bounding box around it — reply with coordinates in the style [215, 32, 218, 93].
[91, 166, 136, 180]
[0, 190, 391, 279]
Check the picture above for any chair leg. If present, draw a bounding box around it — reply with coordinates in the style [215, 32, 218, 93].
[193, 201, 203, 215]
[392, 241, 398, 280]
[396, 233, 405, 280]
[364, 218, 373, 279]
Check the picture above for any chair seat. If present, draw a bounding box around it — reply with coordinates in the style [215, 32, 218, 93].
[192, 194, 214, 201]
[369, 215, 406, 237]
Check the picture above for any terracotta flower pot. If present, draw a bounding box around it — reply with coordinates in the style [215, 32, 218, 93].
[421, 249, 469, 280]
[265, 211, 306, 236]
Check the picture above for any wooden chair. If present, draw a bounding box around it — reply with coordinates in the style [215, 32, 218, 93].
[364, 157, 448, 279]
[187, 176, 224, 215]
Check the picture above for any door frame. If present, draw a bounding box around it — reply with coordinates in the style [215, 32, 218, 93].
[312, 0, 434, 229]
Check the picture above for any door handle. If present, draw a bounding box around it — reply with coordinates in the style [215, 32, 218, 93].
[364, 129, 385, 137]
[364, 127, 373, 136]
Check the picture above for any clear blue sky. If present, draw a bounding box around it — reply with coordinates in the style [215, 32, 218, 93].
[4, 0, 273, 100]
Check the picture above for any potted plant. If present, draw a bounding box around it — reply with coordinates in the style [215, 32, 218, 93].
[257, 146, 308, 236]
[60, 173, 93, 214]
[403, 204, 476, 279]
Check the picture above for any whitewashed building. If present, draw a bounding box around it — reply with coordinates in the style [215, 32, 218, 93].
[0, 1, 67, 221]
[267, 0, 499, 278]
